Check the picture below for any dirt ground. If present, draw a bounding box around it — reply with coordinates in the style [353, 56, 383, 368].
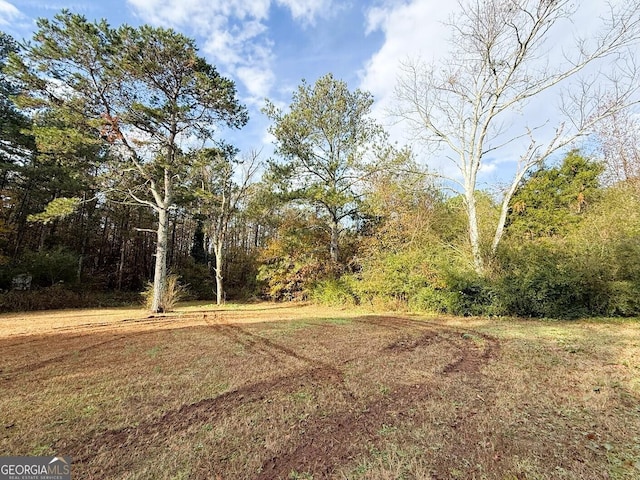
[1, 303, 639, 479]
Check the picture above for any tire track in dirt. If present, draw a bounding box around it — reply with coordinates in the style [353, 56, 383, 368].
[211, 323, 340, 374]
[256, 317, 500, 479]
[1, 315, 213, 380]
[357, 315, 500, 374]
[55, 316, 500, 479]
[57, 321, 349, 472]
[255, 381, 438, 480]
[370, 317, 503, 479]
[0, 316, 205, 381]
[57, 365, 344, 471]
[0, 334, 135, 381]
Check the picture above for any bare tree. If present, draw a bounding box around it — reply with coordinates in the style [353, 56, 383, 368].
[193, 148, 260, 305]
[595, 107, 640, 186]
[395, 0, 640, 273]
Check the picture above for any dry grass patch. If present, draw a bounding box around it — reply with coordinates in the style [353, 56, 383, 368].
[1, 305, 639, 479]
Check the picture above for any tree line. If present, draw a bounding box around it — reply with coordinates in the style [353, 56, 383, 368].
[1, 1, 640, 318]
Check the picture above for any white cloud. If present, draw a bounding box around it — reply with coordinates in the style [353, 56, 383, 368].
[236, 64, 276, 101]
[360, 1, 454, 122]
[360, 0, 633, 186]
[0, 0, 21, 26]
[358, 0, 459, 179]
[276, 0, 332, 25]
[127, 0, 331, 106]
[128, 0, 271, 26]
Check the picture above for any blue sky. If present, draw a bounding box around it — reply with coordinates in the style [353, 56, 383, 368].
[0, 0, 468, 162]
[1, 0, 401, 155]
[0, 0, 631, 186]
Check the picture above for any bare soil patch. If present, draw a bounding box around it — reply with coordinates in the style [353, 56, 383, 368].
[1, 304, 639, 479]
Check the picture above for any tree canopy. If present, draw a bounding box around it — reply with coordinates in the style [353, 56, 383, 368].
[0, 4, 639, 320]
[263, 73, 385, 264]
[6, 11, 248, 312]
[395, 0, 640, 273]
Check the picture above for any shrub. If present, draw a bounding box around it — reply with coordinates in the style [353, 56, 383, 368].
[495, 241, 601, 319]
[310, 278, 357, 307]
[0, 285, 141, 312]
[0, 248, 80, 289]
[408, 287, 452, 313]
[174, 260, 215, 300]
[352, 249, 440, 310]
[142, 274, 186, 312]
[441, 271, 503, 316]
[257, 258, 340, 301]
[605, 281, 640, 316]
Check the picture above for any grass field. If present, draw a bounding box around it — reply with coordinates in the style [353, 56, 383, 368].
[1, 302, 639, 479]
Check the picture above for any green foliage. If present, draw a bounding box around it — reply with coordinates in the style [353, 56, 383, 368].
[263, 73, 385, 262]
[2, 13, 639, 321]
[18, 248, 79, 288]
[352, 249, 434, 307]
[507, 151, 604, 239]
[495, 241, 595, 318]
[224, 245, 260, 299]
[0, 286, 140, 312]
[310, 278, 357, 307]
[442, 271, 502, 316]
[27, 197, 81, 224]
[408, 287, 454, 314]
[348, 241, 500, 315]
[189, 220, 207, 264]
[257, 210, 337, 300]
[7, 10, 249, 313]
[1, 32, 34, 162]
[175, 259, 215, 300]
[258, 256, 339, 302]
[606, 281, 640, 316]
[495, 195, 640, 319]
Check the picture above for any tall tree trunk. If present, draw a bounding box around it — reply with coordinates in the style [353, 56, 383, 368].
[491, 169, 527, 255]
[117, 239, 126, 291]
[329, 218, 339, 264]
[465, 190, 484, 274]
[214, 240, 224, 305]
[151, 204, 169, 313]
[169, 211, 177, 269]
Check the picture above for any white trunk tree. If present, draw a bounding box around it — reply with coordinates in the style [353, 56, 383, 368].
[10, 13, 248, 312]
[395, 0, 640, 273]
[194, 148, 260, 305]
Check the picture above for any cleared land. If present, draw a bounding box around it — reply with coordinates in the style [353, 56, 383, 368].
[1, 303, 639, 479]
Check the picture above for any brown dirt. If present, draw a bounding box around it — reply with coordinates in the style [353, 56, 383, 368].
[1, 304, 638, 479]
[58, 315, 498, 478]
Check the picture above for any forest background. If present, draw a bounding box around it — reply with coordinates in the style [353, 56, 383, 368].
[1, 1, 640, 319]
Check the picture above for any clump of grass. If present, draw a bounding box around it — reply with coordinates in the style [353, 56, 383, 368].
[142, 274, 187, 312]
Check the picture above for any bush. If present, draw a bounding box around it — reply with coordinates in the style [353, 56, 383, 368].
[257, 259, 340, 301]
[142, 274, 186, 312]
[606, 281, 640, 316]
[352, 249, 441, 310]
[0, 285, 141, 312]
[408, 287, 453, 313]
[18, 248, 79, 288]
[0, 248, 80, 290]
[310, 278, 357, 307]
[224, 247, 260, 299]
[440, 271, 503, 316]
[174, 260, 215, 300]
[495, 241, 604, 319]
